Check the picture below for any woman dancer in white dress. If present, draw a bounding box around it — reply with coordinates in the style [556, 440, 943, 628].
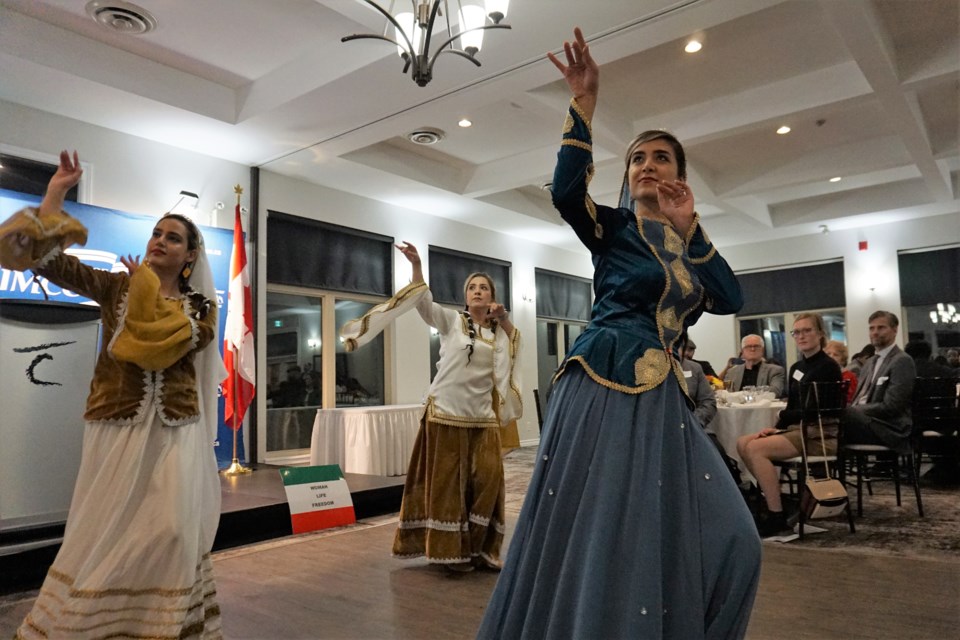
[1, 150, 225, 639]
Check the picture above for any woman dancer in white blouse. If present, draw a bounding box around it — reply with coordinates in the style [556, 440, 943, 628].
[341, 241, 521, 572]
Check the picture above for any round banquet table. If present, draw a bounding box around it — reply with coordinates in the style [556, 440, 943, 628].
[309, 404, 423, 476]
[710, 400, 787, 484]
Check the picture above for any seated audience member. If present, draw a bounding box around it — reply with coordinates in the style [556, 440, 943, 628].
[847, 344, 875, 375]
[274, 365, 307, 408]
[683, 336, 718, 378]
[824, 340, 858, 405]
[841, 311, 916, 454]
[736, 313, 842, 537]
[681, 335, 740, 483]
[681, 344, 717, 429]
[905, 340, 958, 379]
[723, 334, 786, 397]
[946, 349, 960, 369]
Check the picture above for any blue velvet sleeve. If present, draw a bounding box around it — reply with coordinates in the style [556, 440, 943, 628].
[550, 99, 627, 254]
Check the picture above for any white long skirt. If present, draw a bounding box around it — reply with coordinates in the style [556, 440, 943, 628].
[17, 410, 223, 639]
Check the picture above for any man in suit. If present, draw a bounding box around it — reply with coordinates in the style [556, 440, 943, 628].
[842, 310, 916, 453]
[722, 334, 786, 397]
[681, 335, 740, 484]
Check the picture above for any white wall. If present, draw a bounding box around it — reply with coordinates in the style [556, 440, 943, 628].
[0, 99, 249, 226]
[712, 212, 960, 360]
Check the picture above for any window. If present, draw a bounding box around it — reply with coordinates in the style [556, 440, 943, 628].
[898, 247, 960, 358]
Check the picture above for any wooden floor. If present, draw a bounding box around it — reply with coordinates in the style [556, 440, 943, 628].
[2, 512, 957, 639]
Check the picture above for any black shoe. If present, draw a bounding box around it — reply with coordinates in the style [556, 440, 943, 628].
[757, 511, 792, 538]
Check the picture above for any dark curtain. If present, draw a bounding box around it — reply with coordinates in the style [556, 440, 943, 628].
[266, 211, 392, 296]
[898, 247, 960, 306]
[737, 261, 845, 316]
[0, 155, 78, 200]
[428, 247, 511, 309]
[535, 268, 592, 321]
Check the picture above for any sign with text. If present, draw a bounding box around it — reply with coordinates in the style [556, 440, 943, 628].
[279, 465, 356, 534]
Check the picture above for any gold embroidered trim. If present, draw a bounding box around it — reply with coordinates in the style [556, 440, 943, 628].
[344, 280, 427, 351]
[560, 139, 592, 152]
[424, 398, 499, 428]
[570, 97, 592, 130]
[688, 244, 717, 265]
[558, 356, 666, 394]
[684, 212, 701, 245]
[562, 112, 575, 135]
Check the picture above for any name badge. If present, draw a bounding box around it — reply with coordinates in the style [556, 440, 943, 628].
[877, 376, 889, 385]
[683, 370, 693, 378]
[793, 369, 805, 381]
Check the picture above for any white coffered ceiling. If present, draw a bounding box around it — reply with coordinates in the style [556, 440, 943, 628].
[1, 0, 957, 253]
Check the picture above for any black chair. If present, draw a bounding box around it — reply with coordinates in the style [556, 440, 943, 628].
[841, 381, 928, 518]
[913, 376, 960, 481]
[533, 388, 544, 433]
[780, 379, 855, 539]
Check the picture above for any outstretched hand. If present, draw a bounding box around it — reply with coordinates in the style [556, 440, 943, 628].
[656, 180, 695, 237]
[395, 241, 420, 264]
[49, 150, 83, 196]
[546, 27, 599, 107]
[120, 254, 143, 276]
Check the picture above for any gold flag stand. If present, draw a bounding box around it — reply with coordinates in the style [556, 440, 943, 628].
[222, 185, 252, 477]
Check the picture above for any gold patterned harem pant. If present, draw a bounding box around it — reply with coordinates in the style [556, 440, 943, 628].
[392, 418, 505, 568]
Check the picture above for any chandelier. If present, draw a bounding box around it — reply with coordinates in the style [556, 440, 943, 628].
[342, 0, 511, 87]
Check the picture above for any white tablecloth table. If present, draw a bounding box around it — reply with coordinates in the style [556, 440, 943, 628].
[309, 404, 423, 476]
[711, 401, 787, 483]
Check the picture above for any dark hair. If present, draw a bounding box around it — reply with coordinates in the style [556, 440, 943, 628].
[868, 309, 899, 328]
[905, 340, 932, 360]
[159, 213, 201, 292]
[624, 130, 687, 180]
[853, 344, 876, 360]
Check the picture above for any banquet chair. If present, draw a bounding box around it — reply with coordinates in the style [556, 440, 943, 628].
[912, 377, 960, 476]
[840, 381, 932, 518]
[533, 388, 544, 433]
[778, 379, 854, 539]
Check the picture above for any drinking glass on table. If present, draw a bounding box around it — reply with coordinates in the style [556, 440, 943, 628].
[742, 385, 757, 404]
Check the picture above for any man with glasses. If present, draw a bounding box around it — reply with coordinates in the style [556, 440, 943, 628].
[723, 334, 786, 397]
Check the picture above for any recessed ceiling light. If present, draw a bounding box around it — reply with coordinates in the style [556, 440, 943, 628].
[684, 40, 702, 53]
[776, 125, 791, 135]
[829, 176, 842, 183]
[458, 118, 472, 128]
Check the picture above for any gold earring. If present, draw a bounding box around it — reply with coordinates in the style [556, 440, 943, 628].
[181, 265, 192, 279]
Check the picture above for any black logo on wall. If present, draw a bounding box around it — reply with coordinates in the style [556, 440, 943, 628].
[13, 341, 76, 386]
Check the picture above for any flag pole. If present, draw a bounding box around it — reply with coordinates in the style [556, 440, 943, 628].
[223, 185, 252, 476]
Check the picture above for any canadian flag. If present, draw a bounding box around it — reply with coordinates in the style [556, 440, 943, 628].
[223, 203, 255, 429]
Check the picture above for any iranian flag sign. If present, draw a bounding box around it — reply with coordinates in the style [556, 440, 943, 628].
[280, 465, 356, 534]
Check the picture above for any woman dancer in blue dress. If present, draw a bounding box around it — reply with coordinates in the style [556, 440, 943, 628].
[477, 28, 760, 639]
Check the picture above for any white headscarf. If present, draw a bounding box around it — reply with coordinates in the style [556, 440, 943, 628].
[177, 218, 228, 443]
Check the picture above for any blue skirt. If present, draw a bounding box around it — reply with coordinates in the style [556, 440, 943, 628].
[477, 367, 760, 639]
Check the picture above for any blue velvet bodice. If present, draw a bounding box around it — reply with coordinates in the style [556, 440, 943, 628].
[551, 100, 743, 395]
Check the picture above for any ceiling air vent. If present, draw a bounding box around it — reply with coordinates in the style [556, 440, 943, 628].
[407, 128, 445, 145]
[85, 1, 158, 35]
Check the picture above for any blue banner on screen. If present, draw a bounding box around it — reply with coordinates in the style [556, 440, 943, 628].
[0, 188, 245, 467]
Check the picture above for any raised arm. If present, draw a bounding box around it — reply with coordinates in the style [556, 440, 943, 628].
[40, 150, 83, 217]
